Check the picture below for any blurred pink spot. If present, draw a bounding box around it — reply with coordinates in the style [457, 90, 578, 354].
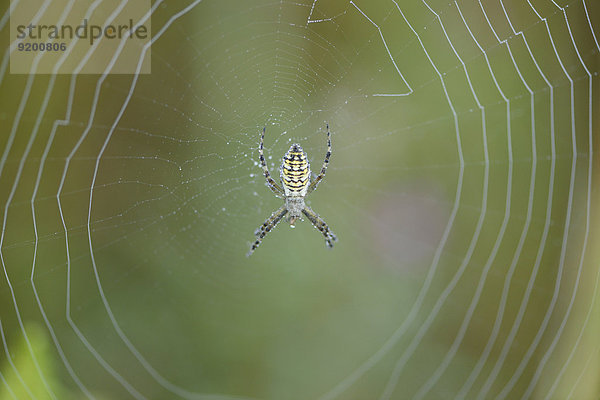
[368, 183, 449, 272]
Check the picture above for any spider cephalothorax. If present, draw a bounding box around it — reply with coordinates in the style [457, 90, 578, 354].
[247, 124, 337, 256]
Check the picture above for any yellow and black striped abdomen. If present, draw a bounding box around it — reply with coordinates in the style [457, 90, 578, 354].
[280, 144, 310, 196]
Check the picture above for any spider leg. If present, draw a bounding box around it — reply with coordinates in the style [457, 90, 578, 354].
[247, 206, 288, 256]
[259, 127, 285, 197]
[254, 205, 287, 236]
[302, 205, 337, 248]
[306, 123, 332, 195]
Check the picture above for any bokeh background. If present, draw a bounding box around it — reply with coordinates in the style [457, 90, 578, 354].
[0, 0, 599, 399]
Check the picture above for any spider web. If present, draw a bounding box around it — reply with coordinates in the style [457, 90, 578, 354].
[0, 0, 599, 399]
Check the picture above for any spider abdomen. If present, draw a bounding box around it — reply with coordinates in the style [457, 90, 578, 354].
[280, 144, 310, 196]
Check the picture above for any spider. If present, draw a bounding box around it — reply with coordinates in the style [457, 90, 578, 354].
[247, 124, 337, 256]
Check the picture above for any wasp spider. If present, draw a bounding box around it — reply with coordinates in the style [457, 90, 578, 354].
[247, 124, 337, 256]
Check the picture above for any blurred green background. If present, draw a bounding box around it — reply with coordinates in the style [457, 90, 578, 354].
[0, 0, 599, 399]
